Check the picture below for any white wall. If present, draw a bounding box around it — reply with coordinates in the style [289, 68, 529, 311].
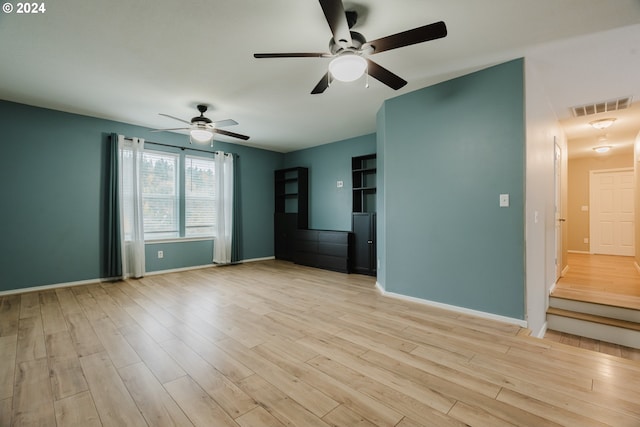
[524, 58, 567, 337]
[636, 131, 640, 268]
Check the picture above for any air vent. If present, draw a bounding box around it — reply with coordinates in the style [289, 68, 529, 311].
[571, 97, 632, 117]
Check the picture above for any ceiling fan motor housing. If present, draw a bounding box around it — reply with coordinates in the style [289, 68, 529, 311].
[192, 116, 212, 125]
[192, 104, 212, 124]
[330, 31, 367, 54]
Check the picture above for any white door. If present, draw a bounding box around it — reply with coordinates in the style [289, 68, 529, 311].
[590, 169, 635, 256]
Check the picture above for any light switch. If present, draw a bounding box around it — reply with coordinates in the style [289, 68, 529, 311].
[499, 194, 509, 207]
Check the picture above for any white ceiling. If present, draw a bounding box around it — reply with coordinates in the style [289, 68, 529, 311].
[1, 0, 639, 155]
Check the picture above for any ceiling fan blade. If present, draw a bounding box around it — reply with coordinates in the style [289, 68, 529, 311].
[366, 21, 447, 54]
[213, 128, 250, 141]
[150, 127, 190, 132]
[366, 59, 407, 90]
[159, 113, 191, 125]
[311, 72, 330, 94]
[254, 52, 332, 58]
[319, 0, 352, 46]
[211, 119, 238, 128]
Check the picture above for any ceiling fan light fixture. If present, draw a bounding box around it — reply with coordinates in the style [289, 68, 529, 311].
[589, 118, 616, 130]
[329, 54, 367, 82]
[593, 146, 612, 154]
[190, 128, 214, 144]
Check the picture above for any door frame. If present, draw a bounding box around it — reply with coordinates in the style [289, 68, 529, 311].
[554, 141, 564, 281]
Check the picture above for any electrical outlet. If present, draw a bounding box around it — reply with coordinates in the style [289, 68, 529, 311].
[337, 180, 344, 188]
[499, 193, 509, 207]
[157, 250, 164, 259]
[583, 238, 589, 244]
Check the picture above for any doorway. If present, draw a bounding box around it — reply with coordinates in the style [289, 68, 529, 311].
[555, 164, 637, 305]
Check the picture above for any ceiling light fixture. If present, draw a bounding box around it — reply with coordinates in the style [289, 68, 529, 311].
[589, 118, 616, 130]
[592, 146, 612, 154]
[329, 53, 367, 82]
[190, 128, 214, 145]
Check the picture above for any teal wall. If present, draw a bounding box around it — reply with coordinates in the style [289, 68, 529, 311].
[0, 100, 282, 292]
[379, 59, 526, 319]
[283, 134, 376, 231]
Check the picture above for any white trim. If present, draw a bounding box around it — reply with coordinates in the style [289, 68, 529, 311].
[144, 256, 276, 276]
[145, 237, 215, 244]
[0, 277, 108, 297]
[561, 264, 570, 276]
[375, 281, 384, 293]
[567, 250, 591, 254]
[0, 256, 276, 296]
[237, 256, 276, 264]
[534, 321, 548, 338]
[145, 264, 215, 276]
[375, 286, 528, 328]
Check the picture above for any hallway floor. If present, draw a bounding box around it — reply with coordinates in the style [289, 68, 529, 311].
[553, 252, 640, 309]
[546, 252, 640, 360]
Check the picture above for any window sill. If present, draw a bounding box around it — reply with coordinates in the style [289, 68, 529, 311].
[145, 237, 215, 244]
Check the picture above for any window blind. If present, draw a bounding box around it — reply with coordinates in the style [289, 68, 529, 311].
[185, 155, 216, 237]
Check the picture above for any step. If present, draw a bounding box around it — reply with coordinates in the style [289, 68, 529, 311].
[551, 286, 640, 311]
[549, 295, 640, 323]
[546, 307, 640, 349]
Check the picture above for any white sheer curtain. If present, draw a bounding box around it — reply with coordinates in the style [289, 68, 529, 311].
[213, 151, 234, 264]
[118, 135, 146, 278]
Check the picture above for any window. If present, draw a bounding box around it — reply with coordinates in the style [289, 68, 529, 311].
[119, 145, 218, 242]
[185, 155, 216, 237]
[141, 150, 179, 240]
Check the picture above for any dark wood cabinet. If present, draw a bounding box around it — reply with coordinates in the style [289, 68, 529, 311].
[352, 213, 376, 275]
[352, 154, 376, 276]
[274, 167, 308, 261]
[294, 229, 352, 273]
[274, 213, 299, 261]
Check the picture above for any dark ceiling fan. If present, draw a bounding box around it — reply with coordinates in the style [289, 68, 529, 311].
[151, 104, 249, 146]
[254, 0, 447, 94]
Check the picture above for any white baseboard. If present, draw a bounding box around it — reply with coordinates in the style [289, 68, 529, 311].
[0, 277, 109, 296]
[145, 263, 215, 276]
[239, 256, 276, 263]
[375, 281, 384, 293]
[1, 256, 276, 296]
[534, 321, 548, 338]
[375, 286, 527, 328]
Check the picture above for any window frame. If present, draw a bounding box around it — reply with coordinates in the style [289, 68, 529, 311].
[138, 146, 217, 243]
[141, 149, 180, 241]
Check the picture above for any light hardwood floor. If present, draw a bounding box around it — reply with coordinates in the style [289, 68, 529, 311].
[554, 253, 640, 303]
[2, 260, 640, 426]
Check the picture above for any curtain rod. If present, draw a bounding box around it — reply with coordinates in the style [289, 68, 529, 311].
[123, 137, 236, 156]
